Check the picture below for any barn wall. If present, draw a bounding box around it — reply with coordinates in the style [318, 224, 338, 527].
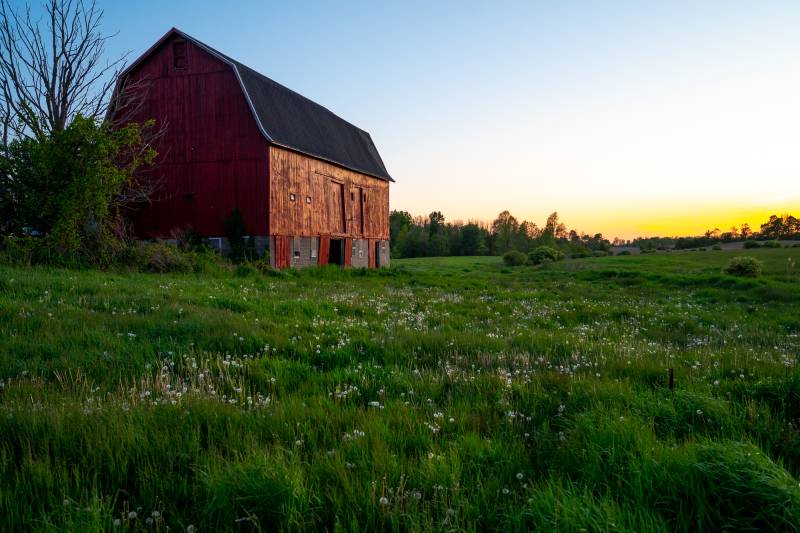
[269, 146, 390, 240]
[123, 35, 268, 238]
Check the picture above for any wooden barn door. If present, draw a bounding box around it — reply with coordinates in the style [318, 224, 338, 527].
[329, 181, 346, 234]
[368, 239, 376, 269]
[318, 235, 330, 266]
[343, 237, 352, 267]
[273, 236, 292, 268]
[350, 186, 364, 235]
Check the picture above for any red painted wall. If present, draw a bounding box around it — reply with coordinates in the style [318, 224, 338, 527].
[122, 35, 268, 237]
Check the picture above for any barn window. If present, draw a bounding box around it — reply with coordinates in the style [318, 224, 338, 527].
[173, 41, 187, 69]
[289, 193, 296, 202]
[305, 196, 312, 204]
[351, 192, 355, 201]
[184, 192, 194, 201]
[294, 250, 300, 259]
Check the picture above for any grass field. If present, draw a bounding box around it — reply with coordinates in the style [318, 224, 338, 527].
[1, 248, 799, 531]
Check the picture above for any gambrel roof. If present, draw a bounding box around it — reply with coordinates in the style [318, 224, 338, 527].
[119, 28, 393, 181]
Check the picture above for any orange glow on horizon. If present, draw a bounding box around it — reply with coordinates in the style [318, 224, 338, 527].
[393, 197, 800, 241]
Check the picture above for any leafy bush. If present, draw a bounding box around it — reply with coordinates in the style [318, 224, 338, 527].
[723, 256, 763, 278]
[528, 246, 565, 265]
[502, 250, 527, 266]
[592, 250, 609, 257]
[616, 250, 632, 256]
[135, 242, 193, 273]
[641, 249, 656, 254]
[224, 208, 251, 262]
[763, 240, 782, 248]
[743, 240, 761, 249]
[0, 116, 156, 262]
[712, 245, 722, 251]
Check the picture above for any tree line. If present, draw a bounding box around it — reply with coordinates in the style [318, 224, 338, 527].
[390, 210, 612, 258]
[630, 214, 800, 251]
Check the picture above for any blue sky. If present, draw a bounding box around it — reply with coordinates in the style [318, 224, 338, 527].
[86, 1, 800, 236]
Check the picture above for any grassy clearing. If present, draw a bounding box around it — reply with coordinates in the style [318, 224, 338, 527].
[1, 248, 799, 531]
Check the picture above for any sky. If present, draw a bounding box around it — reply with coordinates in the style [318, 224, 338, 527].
[79, 1, 800, 238]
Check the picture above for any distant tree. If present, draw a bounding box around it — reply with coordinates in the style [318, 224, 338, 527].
[543, 212, 566, 241]
[461, 223, 487, 255]
[740, 223, 752, 239]
[389, 210, 413, 256]
[491, 210, 519, 253]
[428, 211, 445, 236]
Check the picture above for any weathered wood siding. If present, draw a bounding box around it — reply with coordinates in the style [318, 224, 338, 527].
[269, 146, 389, 239]
[123, 35, 268, 237]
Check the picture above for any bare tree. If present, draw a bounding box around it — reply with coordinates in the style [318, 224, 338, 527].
[0, 0, 126, 141]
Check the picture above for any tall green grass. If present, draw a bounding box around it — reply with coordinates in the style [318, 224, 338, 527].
[0, 248, 799, 531]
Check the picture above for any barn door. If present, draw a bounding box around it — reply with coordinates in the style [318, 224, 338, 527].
[318, 235, 330, 266]
[273, 235, 292, 268]
[350, 186, 364, 235]
[343, 237, 353, 267]
[329, 181, 346, 234]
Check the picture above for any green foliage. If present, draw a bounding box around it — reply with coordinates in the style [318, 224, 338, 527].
[502, 249, 526, 266]
[0, 116, 156, 263]
[617, 250, 632, 256]
[712, 244, 722, 250]
[223, 208, 251, 262]
[528, 245, 565, 265]
[135, 242, 194, 273]
[744, 240, 762, 249]
[763, 240, 782, 248]
[724, 256, 763, 277]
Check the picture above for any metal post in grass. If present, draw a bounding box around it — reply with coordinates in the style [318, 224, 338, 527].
[668, 367, 674, 390]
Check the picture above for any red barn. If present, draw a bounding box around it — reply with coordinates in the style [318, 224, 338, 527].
[113, 28, 392, 268]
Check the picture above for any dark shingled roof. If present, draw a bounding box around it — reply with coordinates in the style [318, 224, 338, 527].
[123, 28, 392, 181]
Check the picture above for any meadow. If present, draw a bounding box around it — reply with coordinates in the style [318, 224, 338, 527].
[1, 248, 799, 531]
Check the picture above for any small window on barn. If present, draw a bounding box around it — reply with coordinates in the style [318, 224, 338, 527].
[294, 250, 300, 259]
[305, 196, 312, 204]
[351, 192, 355, 201]
[173, 41, 187, 69]
[184, 192, 194, 201]
[289, 193, 296, 202]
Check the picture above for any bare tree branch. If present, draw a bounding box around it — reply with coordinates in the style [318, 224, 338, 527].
[0, 0, 128, 140]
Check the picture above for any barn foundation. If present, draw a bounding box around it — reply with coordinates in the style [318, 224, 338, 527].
[269, 236, 389, 269]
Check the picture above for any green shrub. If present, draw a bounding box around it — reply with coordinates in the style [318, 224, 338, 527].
[743, 240, 761, 249]
[793, 243, 800, 248]
[135, 242, 193, 273]
[763, 240, 782, 248]
[641, 249, 656, 254]
[723, 256, 763, 278]
[502, 250, 527, 266]
[528, 246, 565, 265]
[223, 208, 259, 262]
[712, 244, 722, 250]
[616, 250, 632, 256]
[592, 250, 608, 257]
